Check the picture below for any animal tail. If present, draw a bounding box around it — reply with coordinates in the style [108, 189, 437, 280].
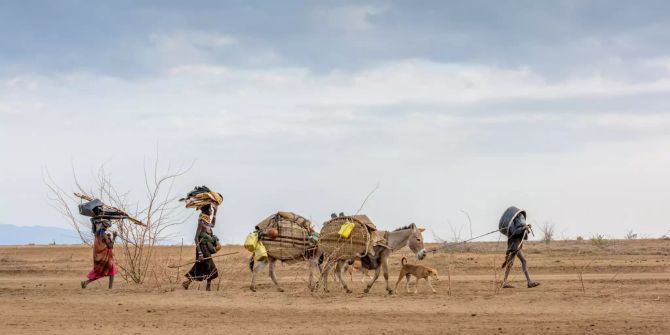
[249, 256, 255, 272]
[401, 257, 407, 266]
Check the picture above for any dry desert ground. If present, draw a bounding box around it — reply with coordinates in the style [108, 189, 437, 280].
[1, 239, 669, 334]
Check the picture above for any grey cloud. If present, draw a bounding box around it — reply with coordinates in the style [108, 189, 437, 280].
[3, 1, 670, 78]
[2, 1, 670, 240]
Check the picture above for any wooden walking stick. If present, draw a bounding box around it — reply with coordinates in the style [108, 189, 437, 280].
[168, 252, 239, 268]
[74, 192, 146, 226]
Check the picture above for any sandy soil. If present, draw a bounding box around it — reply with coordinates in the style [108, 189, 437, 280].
[1, 239, 668, 334]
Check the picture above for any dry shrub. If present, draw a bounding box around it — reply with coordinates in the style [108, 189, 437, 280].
[590, 234, 610, 248]
[540, 221, 555, 245]
[45, 155, 192, 284]
[625, 229, 637, 240]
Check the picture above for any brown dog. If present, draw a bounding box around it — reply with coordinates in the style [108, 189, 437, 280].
[345, 258, 372, 283]
[394, 257, 438, 294]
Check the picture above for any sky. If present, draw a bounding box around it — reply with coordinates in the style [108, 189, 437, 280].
[1, 0, 670, 244]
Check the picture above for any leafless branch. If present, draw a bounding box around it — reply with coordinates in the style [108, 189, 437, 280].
[354, 183, 380, 215]
[44, 154, 192, 284]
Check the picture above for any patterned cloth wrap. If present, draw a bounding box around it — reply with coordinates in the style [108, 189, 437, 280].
[184, 192, 223, 210]
[87, 230, 117, 280]
[198, 231, 220, 255]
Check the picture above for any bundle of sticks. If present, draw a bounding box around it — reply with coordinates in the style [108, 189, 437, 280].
[74, 192, 146, 226]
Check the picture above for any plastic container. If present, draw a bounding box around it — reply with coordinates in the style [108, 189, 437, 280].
[338, 221, 355, 238]
[254, 241, 268, 261]
[244, 231, 259, 252]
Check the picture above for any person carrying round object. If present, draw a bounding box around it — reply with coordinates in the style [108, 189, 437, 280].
[499, 206, 540, 289]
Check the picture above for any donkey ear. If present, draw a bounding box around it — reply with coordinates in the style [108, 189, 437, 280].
[418, 228, 426, 232]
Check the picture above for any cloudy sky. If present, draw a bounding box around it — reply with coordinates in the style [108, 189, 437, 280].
[2, 1, 670, 243]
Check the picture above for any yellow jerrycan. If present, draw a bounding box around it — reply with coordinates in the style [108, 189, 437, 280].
[254, 241, 268, 261]
[244, 231, 259, 252]
[338, 221, 355, 238]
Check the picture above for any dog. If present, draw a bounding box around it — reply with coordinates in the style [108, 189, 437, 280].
[394, 257, 439, 294]
[345, 258, 372, 283]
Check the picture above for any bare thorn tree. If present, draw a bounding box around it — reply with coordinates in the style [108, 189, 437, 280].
[447, 220, 465, 243]
[540, 221, 556, 245]
[43, 169, 93, 245]
[45, 155, 192, 284]
[429, 226, 447, 244]
[459, 209, 473, 239]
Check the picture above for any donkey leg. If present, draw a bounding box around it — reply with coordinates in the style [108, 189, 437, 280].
[250, 259, 268, 292]
[382, 258, 393, 294]
[364, 267, 382, 293]
[268, 259, 284, 292]
[335, 261, 352, 293]
[321, 262, 333, 293]
[308, 256, 319, 291]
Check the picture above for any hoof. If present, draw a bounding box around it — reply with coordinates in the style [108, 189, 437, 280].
[277, 287, 285, 292]
[250, 286, 257, 292]
[527, 282, 540, 288]
[346, 289, 352, 294]
[502, 283, 514, 289]
[364, 288, 370, 294]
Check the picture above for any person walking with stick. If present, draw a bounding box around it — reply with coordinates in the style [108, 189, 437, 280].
[499, 206, 540, 289]
[180, 186, 223, 291]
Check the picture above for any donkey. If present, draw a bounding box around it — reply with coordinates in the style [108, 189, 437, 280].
[249, 250, 322, 292]
[319, 223, 426, 294]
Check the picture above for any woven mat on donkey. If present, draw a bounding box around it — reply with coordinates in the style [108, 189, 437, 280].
[256, 212, 313, 261]
[319, 215, 378, 260]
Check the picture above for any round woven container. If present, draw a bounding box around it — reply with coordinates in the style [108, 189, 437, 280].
[318, 215, 372, 260]
[256, 212, 313, 261]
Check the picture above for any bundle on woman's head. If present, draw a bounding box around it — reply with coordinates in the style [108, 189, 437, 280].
[179, 185, 211, 201]
[180, 185, 223, 210]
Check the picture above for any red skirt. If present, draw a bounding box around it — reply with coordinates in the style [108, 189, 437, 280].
[87, 234, 118, 280]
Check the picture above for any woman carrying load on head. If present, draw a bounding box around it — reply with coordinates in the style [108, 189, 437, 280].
[81, 218, 117, 289]
[181, 187, 223, 291]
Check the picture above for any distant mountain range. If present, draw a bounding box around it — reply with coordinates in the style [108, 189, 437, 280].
[0, 224, 83, 245]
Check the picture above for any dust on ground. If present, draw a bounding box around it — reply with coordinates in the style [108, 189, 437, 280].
[1, 239, 668, 334]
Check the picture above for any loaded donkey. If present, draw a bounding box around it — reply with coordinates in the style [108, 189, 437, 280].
[249, 212, 321, 292]
[319, 221, 427, 294]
